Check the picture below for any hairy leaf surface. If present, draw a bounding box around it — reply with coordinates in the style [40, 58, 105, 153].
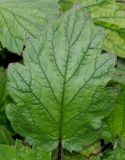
[0, 0, 59, 54]
[7, 8, 116, 152]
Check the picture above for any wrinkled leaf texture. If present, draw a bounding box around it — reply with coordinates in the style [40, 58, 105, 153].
[7, 8, 116, 152]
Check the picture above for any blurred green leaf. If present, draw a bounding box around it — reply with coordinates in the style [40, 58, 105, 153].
[113, 59, 125, 85]
[0, 68, 13, 145]
[80, 142, 101, 160]
[106, 85, 125, 146]
[0, 0, 59, 54]
[0, 126, 13, 145]
[0, 140, 50, 160]
[59, 0, 125, 58]
[102, 144, 125, 160]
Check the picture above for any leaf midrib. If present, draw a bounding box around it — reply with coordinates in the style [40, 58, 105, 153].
[59, 11, 79, 139]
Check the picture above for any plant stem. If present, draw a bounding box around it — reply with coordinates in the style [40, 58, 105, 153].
[57, 138, 62, 160]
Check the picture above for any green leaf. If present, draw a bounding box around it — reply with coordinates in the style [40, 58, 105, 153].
[0, 67, 7, 104]
[113, 145, 125, 160]
[7, 8, 116, 152]
[107, 85, 125, 144]
[0, 44, 2, 54]
[0, 68, 13, 145]
[0, 126, 13, 145]
[80, 142, 101, 159]
[91, 1, 125, 58]
[0, 0, 59, 54]
[0, 68, 8, 124]
[59, 0, 107, 11]
[52, 142, 100, 159]
[104, 60, 125, 143]
[59, 0, 125, 58]
[52, 150, 84, 160]
[102, 144, 125, 160]
[111, 146, 125, 160]
[113, 59, 125, 85]
[0, 140, 50, 160]
[0, 67, 8, 126]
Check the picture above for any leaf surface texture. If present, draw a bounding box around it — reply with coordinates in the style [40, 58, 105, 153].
[7, 8, 116, 151]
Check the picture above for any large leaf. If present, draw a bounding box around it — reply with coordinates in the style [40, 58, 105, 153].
[0, 0, 59, 54]
[0, 140, 50, 160]
[59, 0, 125, 58]
[7, 8, 116, 153]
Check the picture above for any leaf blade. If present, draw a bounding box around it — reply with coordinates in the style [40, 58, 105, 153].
[7, 8, 116, 152]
